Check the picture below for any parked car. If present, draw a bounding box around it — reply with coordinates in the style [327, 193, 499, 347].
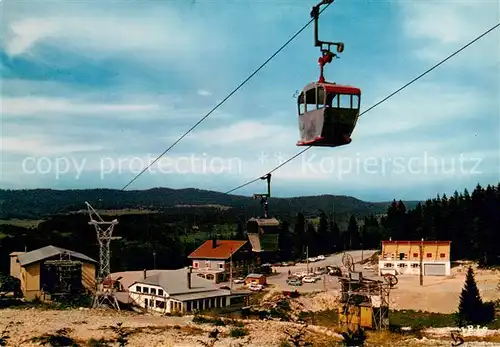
[233, 277, 245, 284]
[302, 277, 316, 283]
[287, 278, 302, 286]
[317, 255, 325, 260]
[249, 284, 263, 291]
[314, 268, 327, 275]
[328, 267, 342, 276]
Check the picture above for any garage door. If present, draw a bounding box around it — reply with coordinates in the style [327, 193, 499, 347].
[424, 264, 446, 276]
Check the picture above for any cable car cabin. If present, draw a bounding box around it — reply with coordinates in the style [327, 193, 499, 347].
[297, 82, 361, 147]
[246, 217, 281, 253]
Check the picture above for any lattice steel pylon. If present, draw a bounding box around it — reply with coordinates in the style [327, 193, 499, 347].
[85, 201, 121, 310]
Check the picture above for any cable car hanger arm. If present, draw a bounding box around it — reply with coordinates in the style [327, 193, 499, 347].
[252, 173, 271, 199]
[311, 0, 344, 54]
[311, 0, 344, 83]
[252, 173, 271, 218]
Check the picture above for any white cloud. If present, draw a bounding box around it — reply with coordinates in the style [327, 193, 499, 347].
[1, 137, 105, 156]
[1, 96, 160, 117]
[398, 0, 500, 66]
[197, 90, 212, 97]
[356, 81, 492, 137]
[2, 14, 202, 60]
[267, 146, 499, 186]
[184, 120, 296, 146]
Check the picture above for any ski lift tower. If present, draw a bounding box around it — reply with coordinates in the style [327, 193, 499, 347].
[85, 201, 121, 310]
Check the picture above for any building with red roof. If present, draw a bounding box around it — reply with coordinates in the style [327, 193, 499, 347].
[188, 238, 253, 283]
[379, 239, 451, 276]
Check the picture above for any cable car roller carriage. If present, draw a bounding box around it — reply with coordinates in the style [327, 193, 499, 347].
[297, 0, 361, 147]
[246, 174, 281, 253]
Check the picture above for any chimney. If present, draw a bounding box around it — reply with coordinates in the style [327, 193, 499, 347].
[212, 234, 217, 249]
[187, 266, 192, 289]
[143, 269, 147, 280]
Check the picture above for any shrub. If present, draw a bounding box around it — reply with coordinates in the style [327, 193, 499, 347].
[229, 327, 249, 338]
[31, 328, 79, 347]
[341, 328, 366, 347]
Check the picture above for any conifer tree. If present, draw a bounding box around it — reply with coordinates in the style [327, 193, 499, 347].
[457, 266, 484, 325]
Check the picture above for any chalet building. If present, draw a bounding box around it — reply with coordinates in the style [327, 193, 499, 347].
[128, 268, 232, 314]
[378, 239, 451, 276]
[188, 239, 253, 283]
[9, 246, 97, 300]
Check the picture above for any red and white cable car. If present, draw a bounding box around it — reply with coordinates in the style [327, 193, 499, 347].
[297, 0, 361, 147]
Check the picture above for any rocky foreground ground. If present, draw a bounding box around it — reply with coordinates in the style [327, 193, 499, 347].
[1, 308, 499, 347]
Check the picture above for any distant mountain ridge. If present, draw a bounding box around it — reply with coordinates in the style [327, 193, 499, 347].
[0, 188, 420, 220]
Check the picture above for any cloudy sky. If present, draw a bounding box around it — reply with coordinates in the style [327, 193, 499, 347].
[1, 0, 499, 201]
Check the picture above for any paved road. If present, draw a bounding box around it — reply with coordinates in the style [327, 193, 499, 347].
[231, 249, 379, 293]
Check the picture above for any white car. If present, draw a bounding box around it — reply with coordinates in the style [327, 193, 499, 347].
[248, 284, 263, 291]
[317, 255, 325, 260]
[302, 277, 316, 283]
[233, 278, 245, 284]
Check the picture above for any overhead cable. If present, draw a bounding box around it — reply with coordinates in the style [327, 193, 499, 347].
[120, 1, 334, 191]
[224, 22, 500, 195]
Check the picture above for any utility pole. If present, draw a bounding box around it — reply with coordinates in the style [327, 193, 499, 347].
[153, 251, 156, 269]
[419, 238, 424, 286]
[306, 246, 309, 274]
[229, 248, 233, 290]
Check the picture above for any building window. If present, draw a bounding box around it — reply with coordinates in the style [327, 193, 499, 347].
[218, 263, 224, 269]
[398, 263, 406, 268]
[411, 263, 419, 268]
[187, 301, 192, 312]
[440, 253, 446, 258]
[151, 288, 156, 295]
[142, 287, 149, 293]
[149, 299, 153, 307]
[413, 253, 418, 258]
[399, 253, 405, 260]
[158, 289, 164, 296]
[144, 298, 148, 307]
[384, 263, 393, 268]
[156, 300, 165, 309]
[136, 286, 142, 292]
[193, 262, 199, 268]
[205, 261, 210, 268]
[426, 253, 432, 258]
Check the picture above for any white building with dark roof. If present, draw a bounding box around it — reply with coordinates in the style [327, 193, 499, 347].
[127, 268, 232, 314]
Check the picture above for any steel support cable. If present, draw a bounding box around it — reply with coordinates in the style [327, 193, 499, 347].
[224, 22, 500, 195]
[120, 2, 334, 191]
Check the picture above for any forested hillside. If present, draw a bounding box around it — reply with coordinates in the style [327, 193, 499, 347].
[0, 183, 498, 275]
[0, 188, 417, 220]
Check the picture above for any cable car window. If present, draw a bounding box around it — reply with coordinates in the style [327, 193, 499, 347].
[305, 88, 317, 111]
[325, 93, 337, 108]
[351, 94, 360, 109]
[339, 94, 351, 108]
[317, 86, 326, 109]
[298, 92, 305, 115]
